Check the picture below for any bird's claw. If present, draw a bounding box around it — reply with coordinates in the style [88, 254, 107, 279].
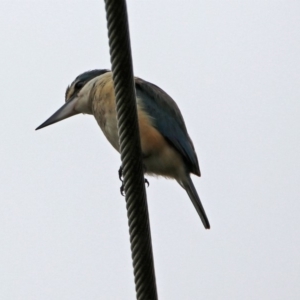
[120, 183, 125, 196]
[118, 166, 123, 182]
[119, 177, 149, 197]
[119, 166, 125, 196]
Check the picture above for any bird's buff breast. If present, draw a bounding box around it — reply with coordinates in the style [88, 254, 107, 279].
[91, 77, 120, 152]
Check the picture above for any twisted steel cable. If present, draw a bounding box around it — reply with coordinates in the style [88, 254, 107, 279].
[104, 0, 158, 299]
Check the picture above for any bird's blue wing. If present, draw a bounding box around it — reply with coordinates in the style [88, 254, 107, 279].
[135, 78, 200, 176]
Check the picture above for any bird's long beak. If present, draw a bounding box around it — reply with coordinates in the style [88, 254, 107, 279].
[36, 96, 80, 130]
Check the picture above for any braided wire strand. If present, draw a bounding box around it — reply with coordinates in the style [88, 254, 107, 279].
[104, 0, 158, 299]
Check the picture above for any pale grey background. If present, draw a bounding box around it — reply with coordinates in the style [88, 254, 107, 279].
[1, 1, 299, 299]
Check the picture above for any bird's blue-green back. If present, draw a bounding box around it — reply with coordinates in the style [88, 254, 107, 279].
[135, 78, 201, 176]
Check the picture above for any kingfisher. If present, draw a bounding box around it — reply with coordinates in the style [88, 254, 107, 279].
[36, 70, 210, 229]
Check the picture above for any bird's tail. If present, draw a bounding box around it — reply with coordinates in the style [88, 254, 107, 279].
[180, 175, 210, 229]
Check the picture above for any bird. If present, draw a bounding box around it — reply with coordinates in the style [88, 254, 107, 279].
[36, 70, 210, 229]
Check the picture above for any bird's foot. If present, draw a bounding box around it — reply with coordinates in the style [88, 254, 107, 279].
[118, 165, 123, 182]
[120, 182, 125, 196]
[119, 165, 125, 196]
[119, 177, 150, 197]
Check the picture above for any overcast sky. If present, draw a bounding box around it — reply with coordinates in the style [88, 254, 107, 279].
[1, 1, 300, 299]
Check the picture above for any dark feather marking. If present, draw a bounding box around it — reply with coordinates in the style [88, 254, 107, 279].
[74, 69, 110, 84]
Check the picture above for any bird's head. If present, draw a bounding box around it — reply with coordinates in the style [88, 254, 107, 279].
[36, 69, 110, 130]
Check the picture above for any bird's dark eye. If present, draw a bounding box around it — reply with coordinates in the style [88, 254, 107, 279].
[75, 81, 85, 89]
